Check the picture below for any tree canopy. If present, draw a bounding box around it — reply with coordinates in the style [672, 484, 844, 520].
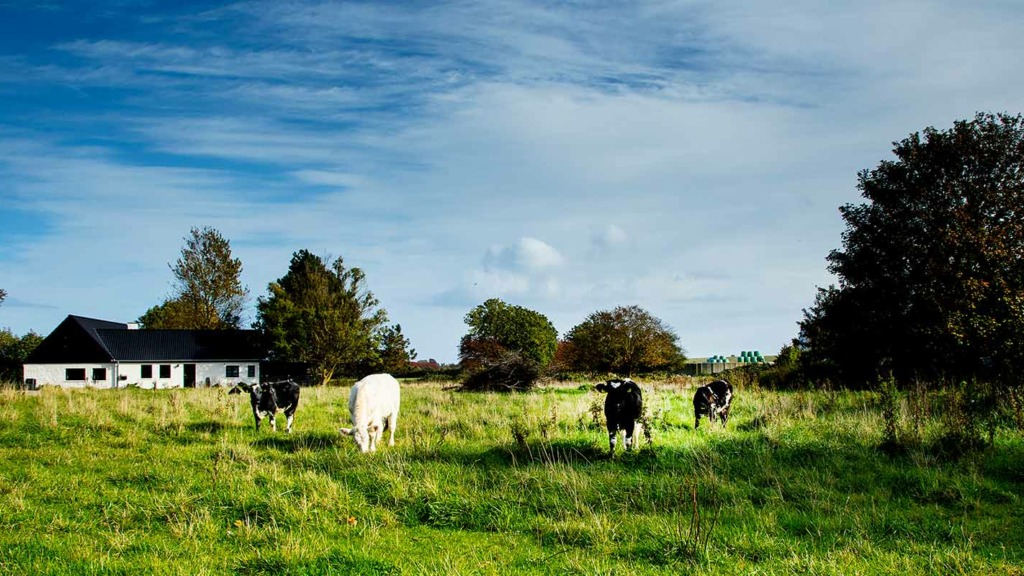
[458, 298, 558, 391]
[564, 305, 685, 375]
[375, 324, 417, 375]
[140, 227, 248, 329]
[461, 298, 558, 367]
[255, 250, 388, 385]
[800, 112, 1024, 386]
[0, 329, 42, 383]
[0, 288, 6, 307]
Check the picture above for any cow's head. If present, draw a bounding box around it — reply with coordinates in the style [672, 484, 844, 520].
[229, 383, 253, 395]
[696, 387, 719, 409]
[595, 378, 633, 394]
[340, 424, 380, 453]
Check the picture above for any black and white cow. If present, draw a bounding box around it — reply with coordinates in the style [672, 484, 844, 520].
[693, 379, 733, 429]
[595, 378, 643, 454]
[230, 380, 301, 433]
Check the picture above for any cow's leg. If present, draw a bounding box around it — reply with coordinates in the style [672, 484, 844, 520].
[269, 413, 277, 432]
[252, 408, 262, 432]
[607, 427, 617, 454]
[387, 412, 397, 446]
[624, 420, 636, 451]
[368, 424, 379, 452]
[283, 405, 296, 434]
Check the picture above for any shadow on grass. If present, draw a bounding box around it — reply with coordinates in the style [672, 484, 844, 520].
[186, 420, 227, 434]
[251, 431, 343, 452]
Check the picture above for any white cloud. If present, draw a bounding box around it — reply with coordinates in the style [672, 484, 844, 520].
[484, 237, 565, 272]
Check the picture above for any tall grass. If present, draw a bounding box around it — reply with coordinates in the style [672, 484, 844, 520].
[0, 380, 1021, 575]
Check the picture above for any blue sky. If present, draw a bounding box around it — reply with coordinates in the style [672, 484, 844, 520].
[2, 1, 1023, 363]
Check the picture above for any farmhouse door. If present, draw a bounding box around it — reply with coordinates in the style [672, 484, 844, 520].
[184, 364, 197, 388]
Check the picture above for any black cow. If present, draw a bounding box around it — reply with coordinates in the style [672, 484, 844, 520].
[230, 380, 301, 433]
[595, 378, 643, 454]
[693, 379, 733, 429]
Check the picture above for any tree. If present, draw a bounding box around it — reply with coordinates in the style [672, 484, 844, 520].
[800, 112, 1024, 386]
[462, 298, 558, 366]
[137, 299, 192, 329]
[0, 288, 6, 307]
[256, 250, 388, 385]
[565, 305, 685, 375]
[458, 298, 558, 391]
[0, 329, 43, 383]
[376, 324, 417, 375]
[141, 227, 248, 329]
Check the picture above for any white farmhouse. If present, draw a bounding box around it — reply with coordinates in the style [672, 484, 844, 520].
[23, 315, 264, 389]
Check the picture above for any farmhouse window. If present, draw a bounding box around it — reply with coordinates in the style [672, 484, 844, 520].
[141, 364, 152, 378]
[159, 364, 171, 378]
[226, 365, 240, 378]
[92, 368, 107, 381]
[66, 368, 86, 381]
[247, 365, 256, 378]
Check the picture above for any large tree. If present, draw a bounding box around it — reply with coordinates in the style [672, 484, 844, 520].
[140, 227, 248, 329]
[565, 305, 685, 375]
[800, 112, 1024, 385]
[462, 297, 561, 364]
[256, 250, 388, 385]
[458, 298, 558, 390]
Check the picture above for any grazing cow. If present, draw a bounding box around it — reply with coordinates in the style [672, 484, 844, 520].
[693, 379, 733, 429]
[595, 378, 644, 454]
[230, 380, 301, 433]
[340, 373, 401, 453]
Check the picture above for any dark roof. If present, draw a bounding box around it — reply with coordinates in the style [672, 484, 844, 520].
[97, 329, 263, 361]
[26, 315, 264, 363]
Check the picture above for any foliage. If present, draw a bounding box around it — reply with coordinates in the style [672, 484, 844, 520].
[0, 328, 42, 383]
[750, 340, 808, 390]
[140, 226, 249, 329]
[374, 324, 417, 375]
[460, 348, 541, 392]
[565, 305, 686, 375]
[462, 298, 558, 366]
[256, 250, 388, 385]
[458, 298, 557, 391]
[0, 287, 6, 307]
[137, 298, 193, 330]
[800, 113, 1024, 387]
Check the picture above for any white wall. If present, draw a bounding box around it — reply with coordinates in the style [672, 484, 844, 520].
[23, 363, 117, 389]
[24, 361, 260, 389]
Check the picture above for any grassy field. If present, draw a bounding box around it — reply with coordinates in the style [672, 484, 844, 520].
[0, 379, 1021, 575]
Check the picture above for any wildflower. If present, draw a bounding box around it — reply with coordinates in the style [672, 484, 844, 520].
[347, 516, 357, 526]
[234, 519, 244, 528]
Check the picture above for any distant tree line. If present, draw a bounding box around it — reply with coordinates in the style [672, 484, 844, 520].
[457, 298, 686, 391]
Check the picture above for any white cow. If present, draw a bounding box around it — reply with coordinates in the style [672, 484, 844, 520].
[340, 373, 401, 453]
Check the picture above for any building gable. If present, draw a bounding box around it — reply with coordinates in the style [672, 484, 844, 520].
[25, 315, 124, 364]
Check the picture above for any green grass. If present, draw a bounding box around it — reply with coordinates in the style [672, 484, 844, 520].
[0, 381, 1021, 575]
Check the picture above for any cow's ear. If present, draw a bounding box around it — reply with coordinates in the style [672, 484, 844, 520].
[339, 427, 354, 436]
[595, 383, 608, 393]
